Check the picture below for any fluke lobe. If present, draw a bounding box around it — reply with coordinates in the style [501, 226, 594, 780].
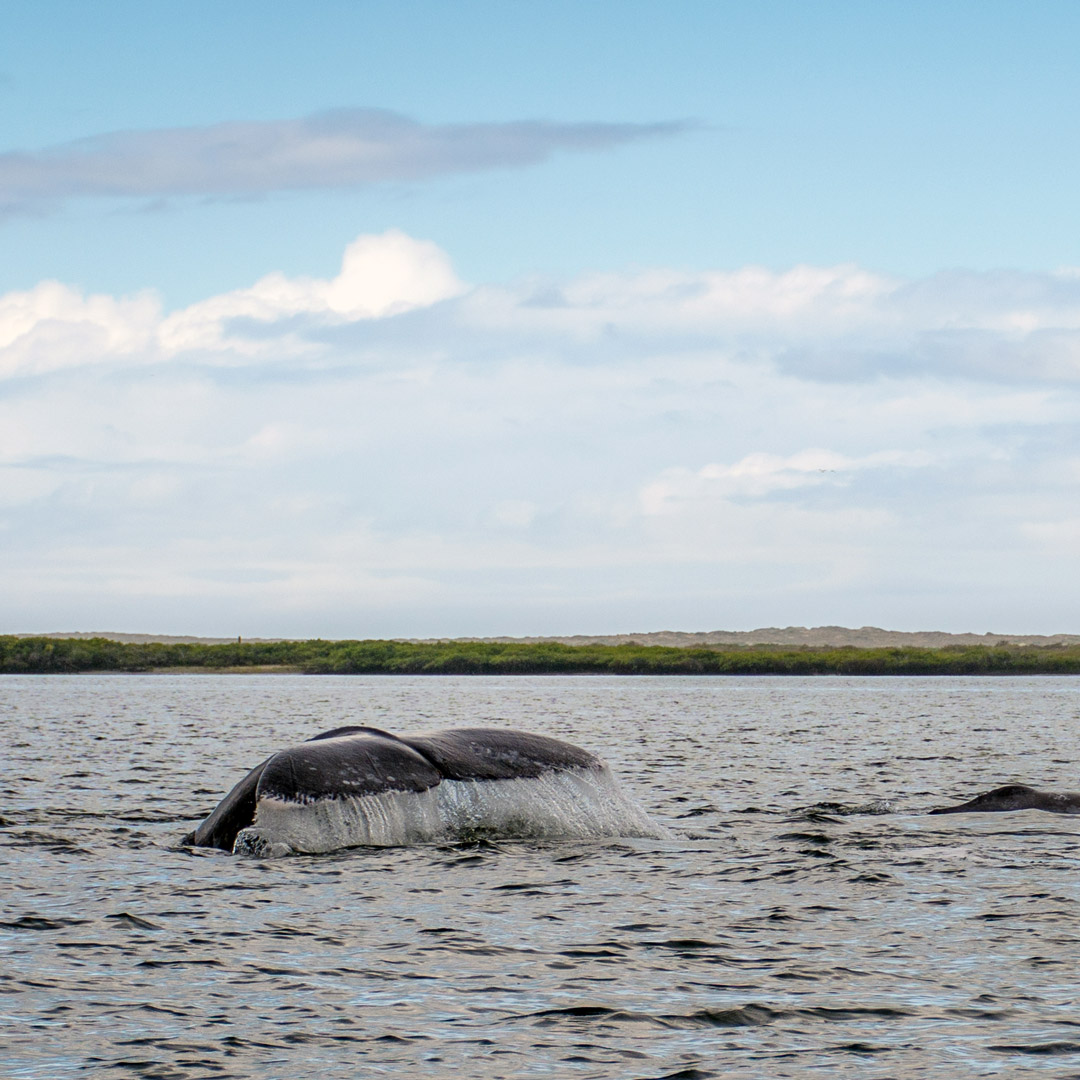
[185, 725, 662, 855]
[929, 784, 1080, 816]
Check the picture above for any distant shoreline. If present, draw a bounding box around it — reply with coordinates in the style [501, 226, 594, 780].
[4, 635, 1080, 676]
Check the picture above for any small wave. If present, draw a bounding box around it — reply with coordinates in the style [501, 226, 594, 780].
[526, 1005, 667, 1028]
[516, 1000, 919, 1032]
[0, 915, 90, 931]
[637, 1070, 719, 1080]
[828, 1041, 892, 1054]
[789, 799, 896, 820]
[518, 1002, 773, 1030]
[673, 804, 718, 819]
[674, 1005, 780, 1027]
[104, 912, 161, 931]
[3, 829, 93, 854]
[644, 938, 727, 953]
[989, 1041, 1080, 1055]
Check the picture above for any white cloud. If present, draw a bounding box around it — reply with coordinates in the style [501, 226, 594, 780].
[463, 263, 897, 340]
[0, 280, 160, 377]
[158, 230, 465, 353]
[0, 230, 464, 375]
[639, 449, 933, 513]
[462, 263, 1080, 386]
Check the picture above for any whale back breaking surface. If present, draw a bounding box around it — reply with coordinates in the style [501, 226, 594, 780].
[187, 726, 659, 854]
[929, 783, 1080, 815]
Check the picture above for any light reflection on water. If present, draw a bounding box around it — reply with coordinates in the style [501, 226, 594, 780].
[4, 673, 1080, 1078]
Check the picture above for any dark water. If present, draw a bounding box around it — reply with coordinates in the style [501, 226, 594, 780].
[4, 674, 1080, 1079]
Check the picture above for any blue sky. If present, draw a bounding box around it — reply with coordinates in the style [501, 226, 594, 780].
[3, 2, 1080, 636]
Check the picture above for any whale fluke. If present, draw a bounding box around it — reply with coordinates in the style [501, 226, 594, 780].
[185, 726, 661, 854]
[929, 784, 1080, 815]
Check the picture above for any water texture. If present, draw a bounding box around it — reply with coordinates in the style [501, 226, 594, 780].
[4, 673, 1080, 1079]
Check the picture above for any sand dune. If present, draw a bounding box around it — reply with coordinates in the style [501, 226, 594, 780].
[18, 627, 1080, 648]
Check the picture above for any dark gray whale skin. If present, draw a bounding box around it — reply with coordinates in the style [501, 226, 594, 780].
[929, 784, 1080, 815]
[185, 726, 603, 851]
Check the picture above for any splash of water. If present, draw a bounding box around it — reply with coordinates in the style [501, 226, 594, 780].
[233, 766, 666, 855]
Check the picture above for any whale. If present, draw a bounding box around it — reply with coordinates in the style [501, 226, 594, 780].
[929, 784, 1080, 816]
[185, 725, 661, 855]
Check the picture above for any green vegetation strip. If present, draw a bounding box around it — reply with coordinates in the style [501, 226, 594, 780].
[4, 636, 1080, 675]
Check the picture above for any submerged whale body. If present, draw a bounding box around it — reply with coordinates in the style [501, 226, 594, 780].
[929, 784, 1080, 816]
[186, 725, 661, 855]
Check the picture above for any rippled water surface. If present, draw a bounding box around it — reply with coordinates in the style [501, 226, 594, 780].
[5, 674, 1080, 1079]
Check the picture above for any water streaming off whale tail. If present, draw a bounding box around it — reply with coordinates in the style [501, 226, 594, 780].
[233, 765, 666, 855]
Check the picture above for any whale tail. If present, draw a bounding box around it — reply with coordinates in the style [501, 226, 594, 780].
[186, 726, 662, 853]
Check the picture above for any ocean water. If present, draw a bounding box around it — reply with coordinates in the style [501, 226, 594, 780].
[4, 673, 1080, 1079]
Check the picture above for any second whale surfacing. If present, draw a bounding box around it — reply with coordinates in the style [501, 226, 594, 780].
[929, 784, 1080, 816]
[186, 725, 663, 855]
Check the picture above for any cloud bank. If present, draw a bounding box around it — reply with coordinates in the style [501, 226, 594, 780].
[3, 231, 1079, 635]
[0, 109, 684, 213]
[9, 237, 1080, 381]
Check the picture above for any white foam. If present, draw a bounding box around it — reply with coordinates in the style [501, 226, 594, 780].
[232, 766, 665, 855]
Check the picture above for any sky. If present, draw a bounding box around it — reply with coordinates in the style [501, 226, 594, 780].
[3, 0, 1080, 638]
